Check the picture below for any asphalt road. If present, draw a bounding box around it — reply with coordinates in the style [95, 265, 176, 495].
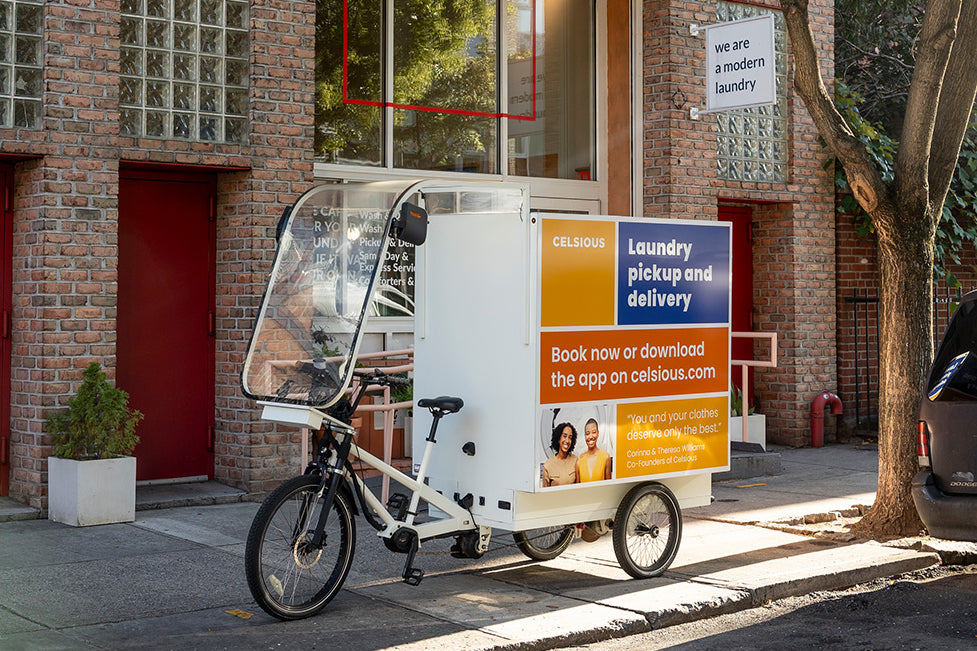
[563, 566, 977, 651]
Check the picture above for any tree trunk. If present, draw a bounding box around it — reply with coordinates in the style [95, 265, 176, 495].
[780, 0, 977, 538]
[853, 208, 933, 537]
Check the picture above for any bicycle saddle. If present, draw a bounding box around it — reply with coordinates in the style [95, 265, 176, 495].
[417, 396, 464, 413]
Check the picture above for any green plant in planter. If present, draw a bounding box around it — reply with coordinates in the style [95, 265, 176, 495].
[46, 362, 143, 460]
[391, 378, 413, 405]
[388, 376, 413, 420]
[730, 383, 755, 417]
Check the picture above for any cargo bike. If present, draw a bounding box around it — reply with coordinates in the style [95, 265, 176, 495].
[241, 180, 731, 620]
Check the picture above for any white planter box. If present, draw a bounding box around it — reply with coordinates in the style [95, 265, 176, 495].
[729, 414, 766, 450]
[48, 455, 136, 526]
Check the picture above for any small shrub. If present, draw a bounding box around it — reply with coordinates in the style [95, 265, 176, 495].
[46, 362, 143, 460]
[391, 379, 413, 404]
[730, 383, 755, 417]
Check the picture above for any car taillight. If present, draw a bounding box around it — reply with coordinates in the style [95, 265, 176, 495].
[917, 421, 931, 468]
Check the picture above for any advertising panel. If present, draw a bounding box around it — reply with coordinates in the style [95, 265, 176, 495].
[535, 215, 731, 490]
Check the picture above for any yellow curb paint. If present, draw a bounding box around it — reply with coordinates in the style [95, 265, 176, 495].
[225, 609, 254, 619]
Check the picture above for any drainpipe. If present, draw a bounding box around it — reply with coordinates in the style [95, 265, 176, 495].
[811, 392, 843, 447]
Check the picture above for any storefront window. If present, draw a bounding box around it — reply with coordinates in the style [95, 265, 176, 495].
[315, 0, 382, 165]
[715, 1, 788, 183]
[392, 1, 497, 173]
[315, 0, 595, 180]
[506, 0, 594, 179]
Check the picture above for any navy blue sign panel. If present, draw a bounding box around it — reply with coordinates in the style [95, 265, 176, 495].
[617, 221, 730, 325]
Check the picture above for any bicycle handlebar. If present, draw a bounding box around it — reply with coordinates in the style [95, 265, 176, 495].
[352, 368, 411, 388]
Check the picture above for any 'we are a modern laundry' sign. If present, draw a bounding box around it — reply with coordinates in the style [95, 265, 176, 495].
[704, 15, 776, 112]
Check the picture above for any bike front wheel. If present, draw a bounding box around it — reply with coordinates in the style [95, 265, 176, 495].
[513, 525, 575, 561]
[245, 474, 356, 620]
[612, 482, 682, 579]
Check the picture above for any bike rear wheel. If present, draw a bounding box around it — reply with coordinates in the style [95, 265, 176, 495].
[513, 525, 575, 561]
[245, 474, 356, 620]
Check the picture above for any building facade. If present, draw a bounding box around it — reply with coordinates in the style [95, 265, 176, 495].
[0, 0, 834, 509]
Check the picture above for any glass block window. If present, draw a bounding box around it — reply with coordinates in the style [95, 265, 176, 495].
[120, 0, 249, 143]
[715, 1, 788, 183]
[0, 0, 43, 128]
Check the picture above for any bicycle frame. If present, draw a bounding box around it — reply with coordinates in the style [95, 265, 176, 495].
[347, 438, 483, 543]
[259, 401, 488, 547]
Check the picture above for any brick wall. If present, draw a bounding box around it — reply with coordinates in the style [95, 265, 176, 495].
[641, 1, 717, 220]
[212, 0, 316, 494]
[643, 0, 836, 446]
[6, 0, 122, 509]
[835, 206, 977, 435]
[834, 207, 879, 431]
[3, 0, 316, 507]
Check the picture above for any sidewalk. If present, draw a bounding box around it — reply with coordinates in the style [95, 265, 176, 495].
[0, 442, 970, 651]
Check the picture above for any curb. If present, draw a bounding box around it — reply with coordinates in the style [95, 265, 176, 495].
[885, 537, 977, 566]
[373, 545, 942, 651]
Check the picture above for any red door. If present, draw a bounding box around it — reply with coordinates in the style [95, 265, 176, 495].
[118, 171, 216, 481]
[0, 166, 11, 496]
[719, 205, 755, 404]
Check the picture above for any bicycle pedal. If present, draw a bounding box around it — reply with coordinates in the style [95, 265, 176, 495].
[387, 493, 409, 520]
[403, 567, 424, 586]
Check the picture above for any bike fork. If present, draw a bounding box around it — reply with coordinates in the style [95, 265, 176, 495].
[310, 429, 353, 548]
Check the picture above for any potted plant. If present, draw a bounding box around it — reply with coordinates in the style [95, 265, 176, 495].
[46, 362, 143, 526]
[729, 383, 766, 449]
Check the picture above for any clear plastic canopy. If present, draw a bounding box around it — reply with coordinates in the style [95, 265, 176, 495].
[241, 180, 421, 408]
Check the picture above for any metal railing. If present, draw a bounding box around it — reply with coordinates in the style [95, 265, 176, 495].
[349, 348, 413, 504]
[730, 332, 778, 444]
[297, 348, 414, 505]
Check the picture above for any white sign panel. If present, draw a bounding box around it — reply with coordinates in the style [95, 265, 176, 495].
[704, 15, 776, 112]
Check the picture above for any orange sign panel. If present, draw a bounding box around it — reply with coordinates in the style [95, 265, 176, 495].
[540, 219, 616, 327]
[616, 396, 729, 477]
[539, 327, 728, 405]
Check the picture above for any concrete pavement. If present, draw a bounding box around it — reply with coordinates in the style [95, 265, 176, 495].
[1, 441, 972, 651]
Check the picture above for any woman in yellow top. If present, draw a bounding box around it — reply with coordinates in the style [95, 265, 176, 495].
[542, 422, 578, 486]
[577, 418, 612, 482]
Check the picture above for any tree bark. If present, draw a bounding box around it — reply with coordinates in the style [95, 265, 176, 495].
[853, 211, 932, 536]
[929, 0, 977, 208]
[780, 0, 977, 537]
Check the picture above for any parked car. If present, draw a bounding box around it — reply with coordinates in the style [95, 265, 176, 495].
[913, 290, 977, 541]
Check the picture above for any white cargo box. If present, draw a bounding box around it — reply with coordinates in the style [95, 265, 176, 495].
[413, 185, 731, 530]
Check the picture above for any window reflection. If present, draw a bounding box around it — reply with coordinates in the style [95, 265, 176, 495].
[314, 0, 595, 181]
[392, 0, 498, 173]
[315, 0, 383, 165]
[507, 0, 595, 180]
